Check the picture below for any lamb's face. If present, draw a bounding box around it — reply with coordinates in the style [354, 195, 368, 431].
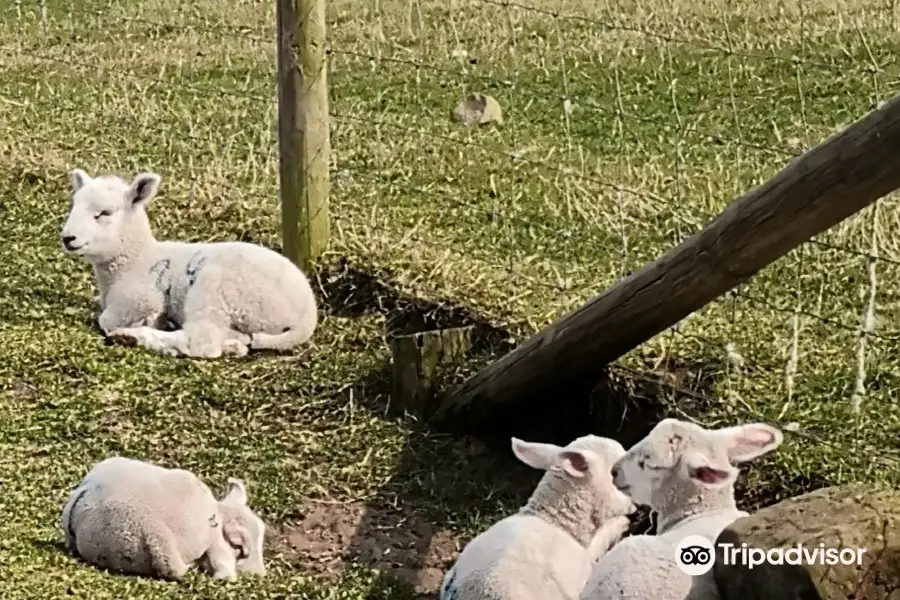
[219, 478, 267, 577]
[60, 169, 160, 263]
[611, 419, 709, 508]
[611, 419, 784, 510]
[227, 505, 267, 575]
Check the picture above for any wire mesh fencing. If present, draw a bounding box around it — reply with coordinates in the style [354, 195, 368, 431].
[2, 0, 900, 489]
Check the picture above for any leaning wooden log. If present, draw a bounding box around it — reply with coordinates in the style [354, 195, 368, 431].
[433, 94, 900, 428]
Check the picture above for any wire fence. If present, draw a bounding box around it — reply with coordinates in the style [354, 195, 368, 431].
[2, 0, 900, 487]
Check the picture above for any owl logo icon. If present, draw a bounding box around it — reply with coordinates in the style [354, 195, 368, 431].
[675, 535, 716, 576]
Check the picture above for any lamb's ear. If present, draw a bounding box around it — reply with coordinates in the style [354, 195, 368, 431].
[71, 168, 91, 192]
[558, 449, 591, 478]
[511, 438, 562, 471]
[223, 477, 248, 504]
[715, 423, 784, 463]
[222, 516, 251, 559]
[127, 172, 162, 207]
[682, 450, 737, 488]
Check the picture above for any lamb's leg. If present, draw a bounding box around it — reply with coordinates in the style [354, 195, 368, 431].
[98, 304, 165, 336]
[588, 516, 632, 561]
[221, 329, 251, 357]
[176, 275, 249, 358]
[144, 529, 190, 581]
[109, 323, 248, 359]
[108, 327, 188, 357]
[181, 322, 227, 358]
[181, 321, 250, 358]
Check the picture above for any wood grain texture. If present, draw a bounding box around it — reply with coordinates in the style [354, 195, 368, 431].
[390, 326, 474, 417]
[433, 94, 900, 428]
[277, 0, 331, 272]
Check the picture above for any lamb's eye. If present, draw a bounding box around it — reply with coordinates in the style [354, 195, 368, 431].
[95, 210, 112, 219]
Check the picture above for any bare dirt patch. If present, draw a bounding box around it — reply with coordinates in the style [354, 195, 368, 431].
[270, 500, 466, 596]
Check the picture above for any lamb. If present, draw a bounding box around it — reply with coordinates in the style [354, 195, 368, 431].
[581, 534, 699, 600]
[440, 434, 636, 600]
[580, 418, 784, 600]
[60, 456, 267, 581]
[59, 168, 318, 359]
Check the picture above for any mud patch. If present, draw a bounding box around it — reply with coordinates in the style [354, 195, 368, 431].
[270, 500, 465, 596]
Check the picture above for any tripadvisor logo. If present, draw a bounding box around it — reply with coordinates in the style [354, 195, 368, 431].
[674, 535, 867, 576]
[675, 536, 717, 576]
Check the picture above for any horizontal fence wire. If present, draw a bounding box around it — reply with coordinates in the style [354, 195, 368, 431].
[2, 0, 899, 485]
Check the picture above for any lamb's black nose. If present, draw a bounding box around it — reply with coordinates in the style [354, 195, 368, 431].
[610, 465, 619, 479]
[62, 235, 76, 250]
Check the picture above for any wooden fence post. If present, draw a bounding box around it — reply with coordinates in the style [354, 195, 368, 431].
[276, 0, 331, 272]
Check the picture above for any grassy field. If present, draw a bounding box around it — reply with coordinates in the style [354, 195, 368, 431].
[1, 0, 900, 597]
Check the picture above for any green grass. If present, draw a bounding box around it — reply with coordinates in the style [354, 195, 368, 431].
[1, 0, 900, 597]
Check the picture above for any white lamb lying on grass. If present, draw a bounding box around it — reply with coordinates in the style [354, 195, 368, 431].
[440, 434, 637, 600]
[60, 168, 318, 359]
[580, 418, 784, 600]
[61, 456, 267, 581]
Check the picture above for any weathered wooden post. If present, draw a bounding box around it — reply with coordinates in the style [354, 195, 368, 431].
[276, 0, 331, 271]
[389, 326, 475, 417]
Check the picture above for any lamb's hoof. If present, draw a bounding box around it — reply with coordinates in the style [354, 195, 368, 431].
[107, 331, 139, 347]
[222, 340, 249, 358]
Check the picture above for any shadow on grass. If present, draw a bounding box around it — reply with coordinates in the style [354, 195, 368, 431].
[273, 260, 533, 595]
[32, 539, 69, 555]
[288, 258, 767, 595]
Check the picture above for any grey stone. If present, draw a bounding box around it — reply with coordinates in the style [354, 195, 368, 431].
[713, 485, 900, 600]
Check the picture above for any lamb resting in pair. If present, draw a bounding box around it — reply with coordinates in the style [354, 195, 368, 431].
[581, 418, 784, 600]
[61, 456, 267, 581]
[60, 168, 318, 359]
[441, 434, 637, 600]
